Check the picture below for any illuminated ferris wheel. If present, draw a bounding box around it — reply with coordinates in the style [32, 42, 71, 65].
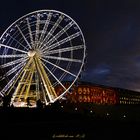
[0, 10, 86, 107]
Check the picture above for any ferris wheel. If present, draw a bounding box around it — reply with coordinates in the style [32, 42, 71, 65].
[0, 10, 86, 107]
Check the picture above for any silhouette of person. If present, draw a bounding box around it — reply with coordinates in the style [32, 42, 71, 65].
[36, 99, 43, 108]
[27, 97, 31, 107]
[3, 95, 10, 107]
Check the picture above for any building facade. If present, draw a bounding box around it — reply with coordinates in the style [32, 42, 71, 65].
[55, 82, 140, 105]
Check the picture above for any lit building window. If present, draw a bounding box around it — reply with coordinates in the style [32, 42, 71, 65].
[123, 115, 126, 118]
[75, 107, 77, 110]
[78, 96, 83, 102]
[78, 87, 82, 94]
[106, 113, 110, 116]
[83, 88, 87, 94]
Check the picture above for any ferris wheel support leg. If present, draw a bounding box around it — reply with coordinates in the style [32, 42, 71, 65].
[17, 70, 31, 102]
[10, 83, 22, 106]
[35, 70, 40, 101]
[8, 68, 25, 106]
[40, 82, 49, 105]
[24, 65, 35, 101]
[34, 56, 57, 103]
[10, 58, 33, 106]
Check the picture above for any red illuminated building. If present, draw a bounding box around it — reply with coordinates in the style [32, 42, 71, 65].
[55, 82, 140, 105]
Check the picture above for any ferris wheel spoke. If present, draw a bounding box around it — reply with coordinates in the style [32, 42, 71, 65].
[35, 14, 40, 48]
[1, 61, 26, 78]
[26, 18, 35, 48]
[0, 93, 3, 97]
[0, 54, 27, 58]
[43, 45, 84, 55]
[41, 58, 77, 78]
[9, 35, 29, 51]
[39, 15, 64, 49]
[43, 55, 82, 63]
[38, 12, 52, 48]
[16, 25, 32, 49]
[0, 44, 28, 54]
[46, 21, 74, 46]
[0, 67, 23, 95]
[42, 32, 81, 52]
[0, 57, 27, 68]
[41, 61, 67, 90]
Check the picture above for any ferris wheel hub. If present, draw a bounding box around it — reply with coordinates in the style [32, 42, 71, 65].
[27, 50, 36, 57]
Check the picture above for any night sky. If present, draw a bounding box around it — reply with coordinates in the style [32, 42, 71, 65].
[1, 0, 140, 92]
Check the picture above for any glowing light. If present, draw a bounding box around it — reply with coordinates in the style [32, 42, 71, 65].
[27, 50, 36, 57]
[107, 113, 110, 116]
[75, 107, 77, 110]
[123, 115, 126, 118]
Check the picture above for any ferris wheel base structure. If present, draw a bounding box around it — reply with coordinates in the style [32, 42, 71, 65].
[0, 10, 86, 107]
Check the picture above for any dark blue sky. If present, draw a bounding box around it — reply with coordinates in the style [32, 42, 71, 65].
[1, 0, 140, 91]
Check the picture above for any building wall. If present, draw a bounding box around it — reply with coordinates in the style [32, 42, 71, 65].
[55, 82, 140, 105]
[69, 85, 118, 105]
[118, 89, 140, 104]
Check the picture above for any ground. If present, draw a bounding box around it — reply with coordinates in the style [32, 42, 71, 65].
[0, 105, 140, 139]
